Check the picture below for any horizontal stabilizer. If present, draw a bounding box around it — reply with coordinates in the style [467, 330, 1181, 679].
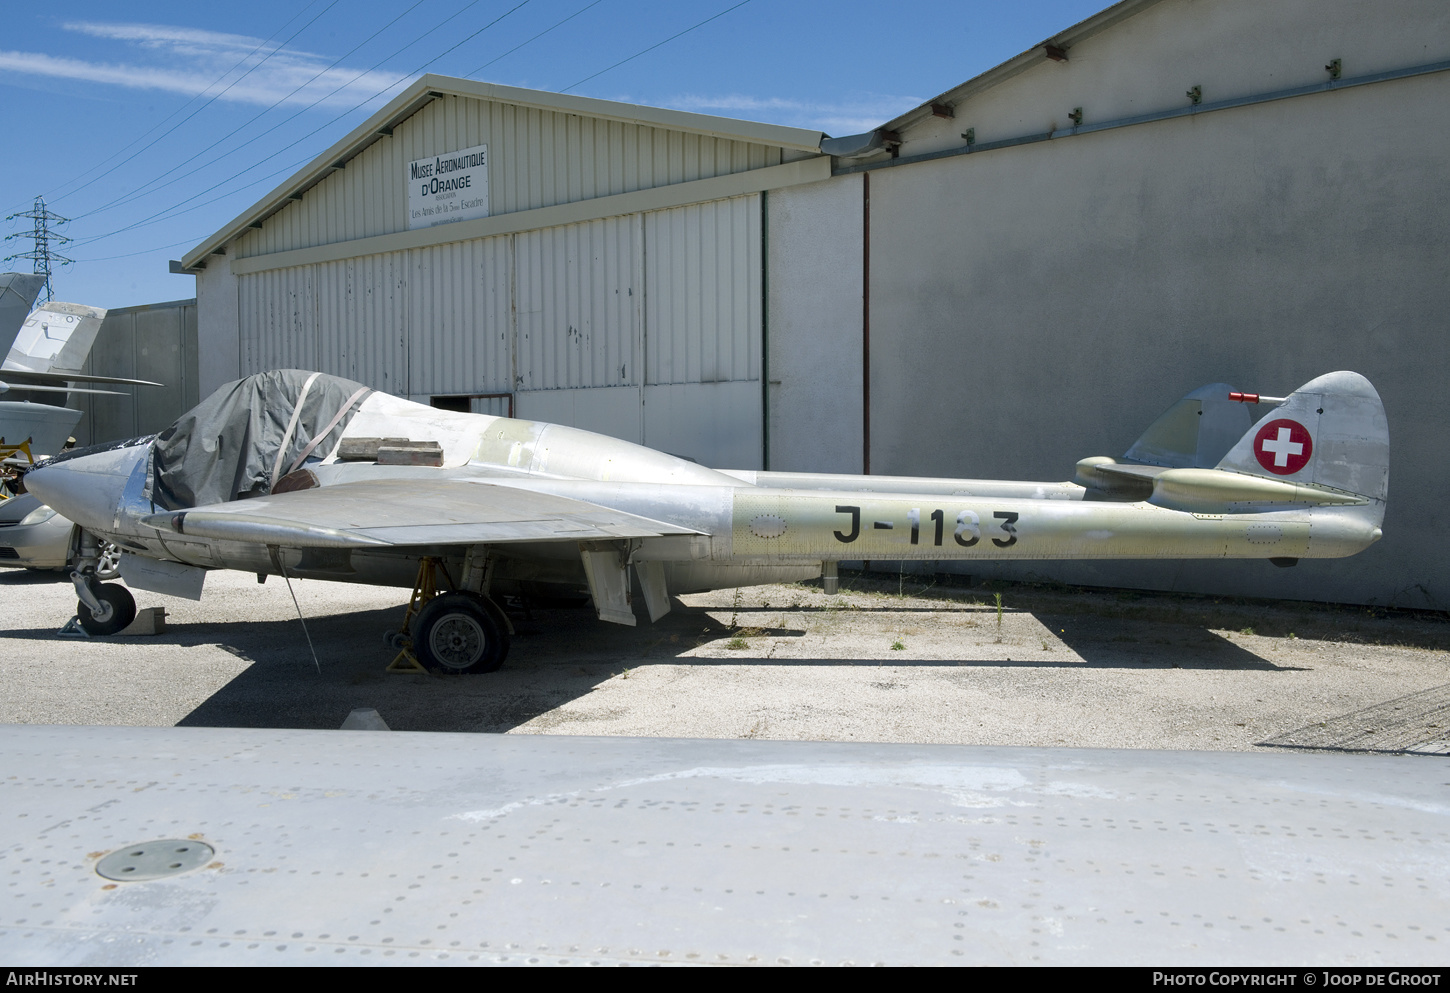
[143, 478, 700, 548]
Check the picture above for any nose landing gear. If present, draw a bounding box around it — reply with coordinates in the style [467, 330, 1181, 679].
[75, 579, 137, 636]
[68, 530, 137, 636]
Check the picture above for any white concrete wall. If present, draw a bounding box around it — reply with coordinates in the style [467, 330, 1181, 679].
[195, 247, 240, 395]
[765, 177, 863, 473]
[901, 0, 1450, 158]
[770, 0, 1450, 608]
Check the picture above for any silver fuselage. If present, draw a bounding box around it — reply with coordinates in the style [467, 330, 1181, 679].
[25, 390, 1384, 599]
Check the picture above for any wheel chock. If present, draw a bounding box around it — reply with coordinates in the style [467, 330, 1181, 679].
[119, 607, 168, 637]
[57, 616, 89, 638]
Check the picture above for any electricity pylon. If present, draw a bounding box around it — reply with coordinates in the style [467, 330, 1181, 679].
[5, 196, 73, 303]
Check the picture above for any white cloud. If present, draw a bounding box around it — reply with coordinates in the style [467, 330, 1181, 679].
[662, 92, 926, 135]
[0, 21, 409, 110]
[62, 21, 317, 58]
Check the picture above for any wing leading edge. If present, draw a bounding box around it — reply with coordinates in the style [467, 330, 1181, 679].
[143, 478, 700, 547]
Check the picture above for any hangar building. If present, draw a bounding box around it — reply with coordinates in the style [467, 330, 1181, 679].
[181, 82, 828, 471]
[181, 0, 1450, 610]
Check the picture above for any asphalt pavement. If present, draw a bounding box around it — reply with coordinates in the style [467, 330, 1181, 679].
[2, 565, 1447, 754]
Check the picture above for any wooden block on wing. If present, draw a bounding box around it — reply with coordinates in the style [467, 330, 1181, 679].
[337, 437, 409, 461]
[377, 441, 444, 467]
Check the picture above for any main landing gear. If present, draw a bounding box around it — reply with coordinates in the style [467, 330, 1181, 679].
[386, 557, 511, 675]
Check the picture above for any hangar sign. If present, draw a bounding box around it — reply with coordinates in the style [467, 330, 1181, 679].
[407, 143, 489, 230]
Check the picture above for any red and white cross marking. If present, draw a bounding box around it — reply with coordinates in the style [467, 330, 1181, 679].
[1253, 418, 1313, 475]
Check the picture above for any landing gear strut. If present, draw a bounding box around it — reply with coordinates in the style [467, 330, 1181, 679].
[387, 557, 511, 675]
[69, 531, 135, 636]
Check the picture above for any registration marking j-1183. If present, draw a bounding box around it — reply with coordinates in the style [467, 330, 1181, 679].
[832, 506, 1019, 548]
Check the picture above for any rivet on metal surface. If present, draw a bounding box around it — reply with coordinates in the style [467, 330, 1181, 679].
[96, 840, 216, 882]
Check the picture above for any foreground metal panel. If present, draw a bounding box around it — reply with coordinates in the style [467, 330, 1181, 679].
[0, 725, 1444, 966]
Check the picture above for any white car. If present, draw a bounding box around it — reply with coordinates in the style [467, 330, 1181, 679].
[0, 494, 118, 577]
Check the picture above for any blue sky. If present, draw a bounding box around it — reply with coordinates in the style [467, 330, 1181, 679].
[0, 1, 1108, 309]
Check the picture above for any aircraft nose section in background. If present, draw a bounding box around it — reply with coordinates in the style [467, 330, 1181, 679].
[24, 444, 148, 534]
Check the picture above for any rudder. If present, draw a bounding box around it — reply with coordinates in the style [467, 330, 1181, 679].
[1215, 371, 1389, 505]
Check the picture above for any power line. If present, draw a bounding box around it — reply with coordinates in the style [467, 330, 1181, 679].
[69, 155, 317, 252]
[45, 1, 343, 214]
[72, 0, 498, 229]
[467, 0, 606, 77]
[76, 0, 607, 261]
[4, 197, 73, 303]
[562, 0, 753, 92]
[31, 0, 330, 210]
[73, 1, 535, 250]
[71, 237, 206, 264]
[68, 0, 349, 221]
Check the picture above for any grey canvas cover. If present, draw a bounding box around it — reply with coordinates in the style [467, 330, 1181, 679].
[148, 370, 372, 510]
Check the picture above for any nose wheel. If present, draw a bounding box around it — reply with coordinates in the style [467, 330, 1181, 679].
[76, 580, 137, 636]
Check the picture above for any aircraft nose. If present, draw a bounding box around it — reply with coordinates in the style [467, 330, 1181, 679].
[25, 444, 148, 533]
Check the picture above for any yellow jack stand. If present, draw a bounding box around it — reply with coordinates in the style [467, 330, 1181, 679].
[385, 556, 447, 673]
[0, 440, 35, 465]
[1, 441, 36, 498]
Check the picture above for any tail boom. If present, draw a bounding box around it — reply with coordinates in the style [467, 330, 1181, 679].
[725, 489, 1381, 562]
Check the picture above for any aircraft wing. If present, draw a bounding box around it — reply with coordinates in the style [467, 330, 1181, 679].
[0, 379, 129, 397]
[0, 370, 163, 387]
[144, 478, 702, 547]
[1, 724, 1444, 966]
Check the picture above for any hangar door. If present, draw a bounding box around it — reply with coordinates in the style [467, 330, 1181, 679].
[237, 193, 762, 469]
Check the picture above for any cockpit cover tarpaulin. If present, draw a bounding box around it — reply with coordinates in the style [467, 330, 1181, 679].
[148, 370, 372, 510]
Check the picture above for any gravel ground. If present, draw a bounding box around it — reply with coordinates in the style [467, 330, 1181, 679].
[2, 565, 1447, 753]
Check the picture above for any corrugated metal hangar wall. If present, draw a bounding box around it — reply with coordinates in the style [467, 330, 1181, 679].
[72, 298, 200, 446]
[188, 82, 826, 470]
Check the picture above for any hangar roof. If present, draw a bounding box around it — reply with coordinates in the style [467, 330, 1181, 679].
[180, 75, 825, 271]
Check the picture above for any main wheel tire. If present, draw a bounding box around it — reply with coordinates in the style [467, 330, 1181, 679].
[411, 593, 509, 674]
[77, 582, 137, 636]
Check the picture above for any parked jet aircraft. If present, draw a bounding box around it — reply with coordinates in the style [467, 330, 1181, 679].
[23, 369, 1388, 673]
[0, 273, 159, 457]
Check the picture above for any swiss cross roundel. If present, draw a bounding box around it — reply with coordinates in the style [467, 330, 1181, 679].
[1253, 418, 1313, 475]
